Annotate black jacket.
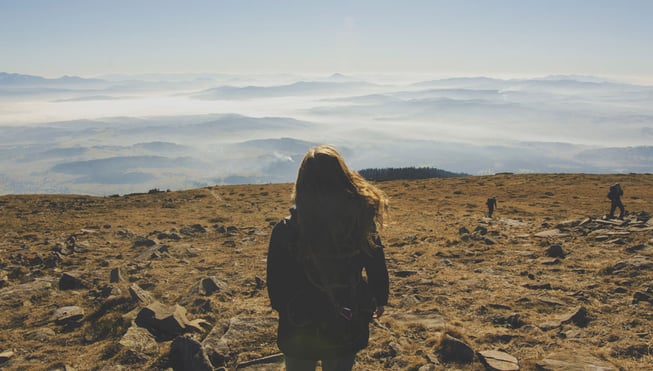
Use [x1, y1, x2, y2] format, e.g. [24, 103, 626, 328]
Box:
[266, 215, 389, 359]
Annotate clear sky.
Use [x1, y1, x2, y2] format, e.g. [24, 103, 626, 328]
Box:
[1, 0, 652, 82]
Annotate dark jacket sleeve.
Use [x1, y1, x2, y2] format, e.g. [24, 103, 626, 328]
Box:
[364, 239, 389, 306]
[267, 219, 303, 312]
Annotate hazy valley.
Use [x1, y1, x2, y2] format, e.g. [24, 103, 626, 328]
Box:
[2, 72, 652, 195]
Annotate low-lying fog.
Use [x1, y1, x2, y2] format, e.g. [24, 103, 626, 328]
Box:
[1, 72, 652, 195]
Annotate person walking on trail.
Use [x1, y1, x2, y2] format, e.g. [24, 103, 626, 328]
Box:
[607, 183, 625, 220]
[486, 196, 497, 218]
[266, 145, 390, 371]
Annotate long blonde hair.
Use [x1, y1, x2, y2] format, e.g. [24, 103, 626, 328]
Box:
[291, 145, 388, 290]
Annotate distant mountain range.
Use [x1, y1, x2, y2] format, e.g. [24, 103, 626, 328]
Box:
[1, 72, 652, 195]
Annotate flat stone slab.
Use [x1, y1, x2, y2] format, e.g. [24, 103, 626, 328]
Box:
[478, 350, 519, 370]
[0, 280, 52, 305]
[536, 351, 617, 370]
[203, 316, 278, 362]
[53, 306, 85, 325]
[534, 229, 569, 238]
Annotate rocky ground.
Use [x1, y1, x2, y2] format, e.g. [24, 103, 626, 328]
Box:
[0, 173, 652, 370]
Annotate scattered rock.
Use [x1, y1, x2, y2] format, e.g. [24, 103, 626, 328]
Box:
[135, 301, 192, 340]
[478, 350, 519, 371]
[59, 272, 85, 290]
[539, 306, 589, 330]
[53, 306, 85, 325]
[180, 224, 207, 236]
[133, 237, 156, 248]
[394, 270, 418, 277]
[484, 237, 497, 245]
[169, 335, 214, 371]
[536, 351, 617, 370]
[625, 244, 645, 253]
[0, 350, 15, 364]
[633, 291, 652, 304]
[523, 283, 552, 290]
[136, 244, 169, 261]
[601, 257, 652, 276]
[202, 317, 277, 367]
[0, 280, 52, 305]
[129, 283, 154, 305]
[437, 334, 474, 364]
[119, 324, 159, 362]
[254, 276, 265, 290]
[199, 276, 229, 296]
[534, 229, 568, 238]
[110, 267, 124, 283]
[545, 244, 564, 258]
[236, 353, 284, 370]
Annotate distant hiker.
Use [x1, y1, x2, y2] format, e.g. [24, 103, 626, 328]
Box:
[607, 183, 625, 219]
[486, 196, 497, 218]
[267, 145, 389, 371]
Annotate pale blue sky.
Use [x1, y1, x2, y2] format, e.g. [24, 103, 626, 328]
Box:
[1, 0, 652, 81]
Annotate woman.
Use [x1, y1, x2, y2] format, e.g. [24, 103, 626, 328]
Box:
[267, 145, 389, 371]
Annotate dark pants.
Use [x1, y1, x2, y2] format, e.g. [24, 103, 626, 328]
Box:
[285, 353, 356, 371]
[609, 199, 625, 219]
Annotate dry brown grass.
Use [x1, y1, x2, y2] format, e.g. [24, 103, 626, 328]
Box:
[1, 173, 652, 370]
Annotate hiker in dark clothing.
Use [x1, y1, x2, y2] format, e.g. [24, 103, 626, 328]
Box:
[267, 145, 389, 371]
[486, 196, 497, 218]
[607, 183, 625, 219]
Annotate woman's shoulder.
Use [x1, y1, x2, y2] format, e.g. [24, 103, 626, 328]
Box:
[271, 208, 298, 242]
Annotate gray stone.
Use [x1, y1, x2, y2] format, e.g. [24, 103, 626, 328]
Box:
[119, 324, 159, 360]
[437, 334, 474, 364]
[129, 283, 154, 305]
[53, 305, 85, 325]
[136, 244, 169, 261]
[602, 257, 652, 275]
[202, 317, 277, 366]
[535, 351, 617, 370]
[169, 335, 214, 371]
[45, 362, 76, 371]
[484, 237, 497, 245]
[0, 280, 51, 305]
[236, 353, 285, 370]
[0, 350, 15, 363]
[199, 276, 228, 296]
[545, 244, 565, 258]
[59, 272, 85, 290]
[633, 291, 652, 304]
[110, 267, 124, 283]
[540, 306, 589, 330]
[135, 301, 191, 340]
[534, 229, 568, 238]
[478, 350, 519, 370]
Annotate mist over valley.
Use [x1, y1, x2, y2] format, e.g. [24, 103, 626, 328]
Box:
[1, 72, 652, 195]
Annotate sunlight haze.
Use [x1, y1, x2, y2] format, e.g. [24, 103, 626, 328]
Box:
[1, 0, 652, 82]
